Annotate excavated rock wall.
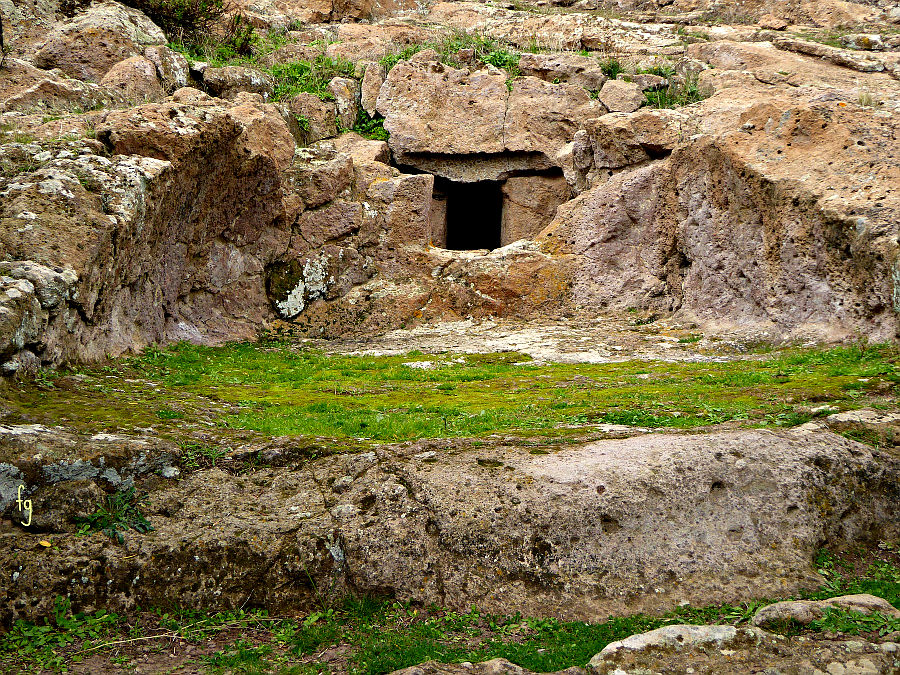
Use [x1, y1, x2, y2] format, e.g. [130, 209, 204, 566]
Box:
[3, 0, 900, 366]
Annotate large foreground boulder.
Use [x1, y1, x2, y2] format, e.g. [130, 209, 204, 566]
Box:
[2, 428, 898, 624]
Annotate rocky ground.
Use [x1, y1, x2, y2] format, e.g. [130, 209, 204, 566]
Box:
[2, 0, 900, 672]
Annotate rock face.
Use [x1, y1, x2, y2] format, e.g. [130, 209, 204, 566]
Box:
[542, 84, 900, 341]
[1, 90, 296, 365]
[3, 0, 900, 356]
[501, 175, 571, 246]
[376, 58, 606, 182]
[99, 55, 165, 102]
[202, 66, 275, 101]
[597, 79, 644, 113]
[3, 428, 899, 624]
[517, 53, 607, 91]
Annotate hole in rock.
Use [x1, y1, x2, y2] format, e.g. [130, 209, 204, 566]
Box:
[434, 178, 503, 251]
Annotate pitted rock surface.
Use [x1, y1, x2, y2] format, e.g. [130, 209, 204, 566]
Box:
[2, 428, 898, 625]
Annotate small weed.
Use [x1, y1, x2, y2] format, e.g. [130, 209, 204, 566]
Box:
[74, 487, 154, 544]
[379, 31, 521, 77]
[676, 25, 710, 42]
[643, 74, 710, 109]
[598, 58, 624, 79]
[380, 45, 423, 71]
[295, 113, 311, 133]
[155, 407, 184, 419]
[637, 64, 676, 78]
[858, 91, 880, 108]
[203, 638, 274, 672]
[180, 441, 229, 469]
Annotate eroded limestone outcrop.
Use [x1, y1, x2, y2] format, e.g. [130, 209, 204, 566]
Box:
[3, 427, 898, 625]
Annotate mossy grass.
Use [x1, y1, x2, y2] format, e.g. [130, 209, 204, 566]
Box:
[3, 549, 897, 673]
[5, 341, 899, 445]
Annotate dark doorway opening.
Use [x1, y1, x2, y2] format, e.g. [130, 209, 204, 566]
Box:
[441, 178, 503, 251]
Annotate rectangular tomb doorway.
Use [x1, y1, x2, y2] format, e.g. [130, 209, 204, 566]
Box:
[431, 178, 503, 251]
[429, 173, 571, 251]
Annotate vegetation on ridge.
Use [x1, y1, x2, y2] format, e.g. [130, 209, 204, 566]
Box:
[2, 547, 897, 673]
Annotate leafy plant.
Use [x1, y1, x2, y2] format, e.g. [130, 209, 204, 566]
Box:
[74, 487, 154, 544]
[269, 55, 355, 102]
[379, 31, 521, 77]
[180, 441, 228, 469]
[482, 49, 520, 74]
[203, 638, 274, 672]
[353, 110, 389, 141]
[380, 45, 423, 72]
[221, 12, 256, 57]
[637, 64, 676, 78]
[0, 597, 120, 671]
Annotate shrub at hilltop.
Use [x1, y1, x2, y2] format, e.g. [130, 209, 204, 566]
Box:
[120, 0, 226, 35]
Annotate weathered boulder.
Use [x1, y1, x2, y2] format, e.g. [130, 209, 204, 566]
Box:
[0, 278, 45, 367]
[99, 55, 165, 102]
[328, 76, 360, 130]
[2, 428, 898, 624]
[0, 59, 124, 114]
[517, 52, 607, 91]
[202, 66, 275, 101]
[500, 174, 571, 246]
[621, 73, 667, 92]
[0, 91, 298, 364]
[751, 593, 900, 628]
[377, 60, 605, 181]
[542, 85, 900, 341]
[143, 45, 191, 92]
[32, 0, 166, 81]
[670, 0, 879, 28]
[772, 36, 894, 75]
[326, 22, 437, 63]
[597, 79, 644, 113]
[228, 0, 421, 26]
[587, 624, 899, 674]
[285, 93, 338, 144]
[841, 34, 886, 52]
[688, 40, 900, 91]
[360, 61, 386, 117]
[0, 424, 179, 527]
